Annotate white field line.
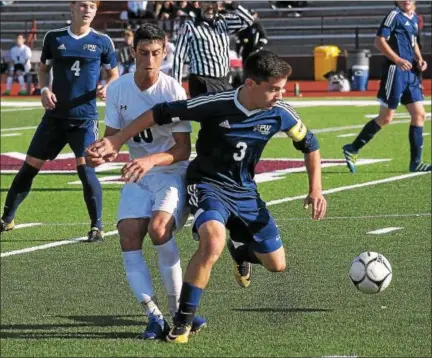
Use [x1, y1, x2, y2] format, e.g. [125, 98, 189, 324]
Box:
[367, 227, 403, 235]
[1, 230, 119, 258]
[1, 126, 37, 132]
[1, 133, 21, 137]
[2, 172, 430, 258]
[14, 223, 42, 229]
[336, 133, 357, 138]
[1, 108, 42, 113]
[365, 112, 431, 119]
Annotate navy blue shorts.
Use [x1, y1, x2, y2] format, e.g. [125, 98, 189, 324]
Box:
[188, 183, 282, 254]
[377, 65, 424, 109]
[27, 117, 99, 160]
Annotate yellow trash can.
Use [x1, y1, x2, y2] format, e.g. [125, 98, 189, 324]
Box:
[313, 46, 340, 81]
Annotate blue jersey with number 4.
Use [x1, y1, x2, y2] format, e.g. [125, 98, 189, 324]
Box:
[41, 26, 117, 121]
[377, 7, 419, 65]
[153, 89, 319, 193]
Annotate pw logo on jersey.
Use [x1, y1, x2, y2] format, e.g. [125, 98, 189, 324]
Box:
[120, 105, 127, 110]
[83, 44, 97, 52]
[254, 124, 272, 135]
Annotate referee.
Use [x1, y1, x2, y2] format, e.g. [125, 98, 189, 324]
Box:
[172, 1, 253, 97]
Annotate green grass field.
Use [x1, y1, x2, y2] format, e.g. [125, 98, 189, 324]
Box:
[1, 98, 431, 357]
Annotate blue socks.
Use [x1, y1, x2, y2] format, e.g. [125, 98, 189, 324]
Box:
[2, 162, 39, 223]
[77, 165, 103, 230]
[352, 119, 382, 152]
[409, 125, 423, 166]
[176, 283, 203, 325]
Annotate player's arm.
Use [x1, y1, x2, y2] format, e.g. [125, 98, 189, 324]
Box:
[39, 32, 57, 109]
[375, 12, 412, 71]
[414, 42, 427, 72]
[283, 109, 326, 220]
[97, 36, 120, 100]
[223, 2, 254, 34]
[172, 22, 191, 83]
[122, 131, 192, 183]
[87, 99, 197, 160]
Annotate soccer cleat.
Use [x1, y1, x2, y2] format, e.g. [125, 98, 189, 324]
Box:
[0, 219, 15, 233]
[2, 90, 11, 96]
[18, 89, 28, 96]
[139, 315, 170, 340]
[342, 144, 358, 173]
[166, 323, 192, 343]
[86, 227, 104, 243]
[191, 315, 207, 334]
[409, 162, 432, 172]
[227, 240, 252, 288]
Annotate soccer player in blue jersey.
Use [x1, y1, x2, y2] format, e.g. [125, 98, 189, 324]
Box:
[343, 0, 430, 173]
[0, 1, 119, 241]
[87, 50, 327, 343]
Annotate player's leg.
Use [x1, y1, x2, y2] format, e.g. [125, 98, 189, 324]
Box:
[118, 181, 169, 340]
[68, 119, 103, 242]
[343, 64, 400, 173]
[1, 117, 66, 233]
[15, 65, 27, 95]
[402, 76, 431, 172]
[3, 67, 15, 95]
[167, 184, 230, 343]
[227, 198, 285, 285]
[148, 173, 207, 333]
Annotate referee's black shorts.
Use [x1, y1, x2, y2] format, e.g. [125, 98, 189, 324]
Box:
[188, 74, 233, 98]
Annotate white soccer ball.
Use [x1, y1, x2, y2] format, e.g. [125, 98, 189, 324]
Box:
[349, 252, 392, 294]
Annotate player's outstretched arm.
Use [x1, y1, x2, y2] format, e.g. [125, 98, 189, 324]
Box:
[121, 132, 191, 183]
[86, 109, 156, 159]
[303, 150, 327, 221]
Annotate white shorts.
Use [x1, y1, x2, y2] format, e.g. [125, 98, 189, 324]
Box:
[117, 170, 189, 231]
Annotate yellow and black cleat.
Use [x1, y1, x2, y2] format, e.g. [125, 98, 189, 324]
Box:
[233, 260, 252, 288]
[0, 219, 15, 233]
[166, 324, 192, 344]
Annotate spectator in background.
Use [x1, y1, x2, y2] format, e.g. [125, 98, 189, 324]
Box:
[155, 1, 176, 33]
[160, 34, 175, 75]
[117, 29, 136, 75]
[270, 1, 308, 17]
[236, 10, 268, 64]
[126, 1, 155, 28]
[3, 34, 32, 96]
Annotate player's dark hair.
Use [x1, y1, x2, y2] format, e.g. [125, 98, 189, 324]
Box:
[243, 50, 292, 83]
[133, 24, 166, 49]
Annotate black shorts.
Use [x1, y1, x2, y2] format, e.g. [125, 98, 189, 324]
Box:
[188, 74, 232, 98]
[13, 64, 25, 72]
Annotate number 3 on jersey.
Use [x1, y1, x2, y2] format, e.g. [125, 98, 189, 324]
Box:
[233, 141, 247, 161]
[71, 60, 80, 77]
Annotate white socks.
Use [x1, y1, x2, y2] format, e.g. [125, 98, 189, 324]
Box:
[6, 76, 13, 91]
[155, 238, 182, 317]
[123, 239, 183, 319]
[17, 75, 25, 90]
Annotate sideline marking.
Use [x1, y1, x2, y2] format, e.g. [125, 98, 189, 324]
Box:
[367, 227, 403, 235]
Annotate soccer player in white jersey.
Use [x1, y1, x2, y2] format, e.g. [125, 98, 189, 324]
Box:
[101, 24, 206, 340]
[3, 34, 32, 95]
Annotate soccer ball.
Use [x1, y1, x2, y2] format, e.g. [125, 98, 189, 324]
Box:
[349, 252, 392, 294]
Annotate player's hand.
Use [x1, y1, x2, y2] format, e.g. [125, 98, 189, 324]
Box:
[86, 136, 121, 159]
[85, 150, 118, 167]
[418, 60, 428, 72]
[41, 89, 57, 110]
[396, 58, 412, 71]
[121, 157, 155, 183]
[303, 191, 327, 220]
[96, 84, 107, 101]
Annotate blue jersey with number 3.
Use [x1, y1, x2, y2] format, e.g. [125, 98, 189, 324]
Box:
[153, 89, 319, 193]
[41, 26, 117, 120]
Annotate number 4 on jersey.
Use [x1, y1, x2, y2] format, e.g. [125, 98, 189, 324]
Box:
[71, 60, 80, 77]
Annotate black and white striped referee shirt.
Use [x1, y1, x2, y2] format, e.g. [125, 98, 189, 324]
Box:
[172, 3, 253, 82]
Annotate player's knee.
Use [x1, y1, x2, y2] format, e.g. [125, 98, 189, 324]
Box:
[377, 115, 393, 127]
[119, 225, 142, 251]
[148, 221, 172, 245]
[16, 70, 23, 76]
[266, 260, 286, 272]
[411, 111, 426, 125]
[197, 227, 225, 264]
